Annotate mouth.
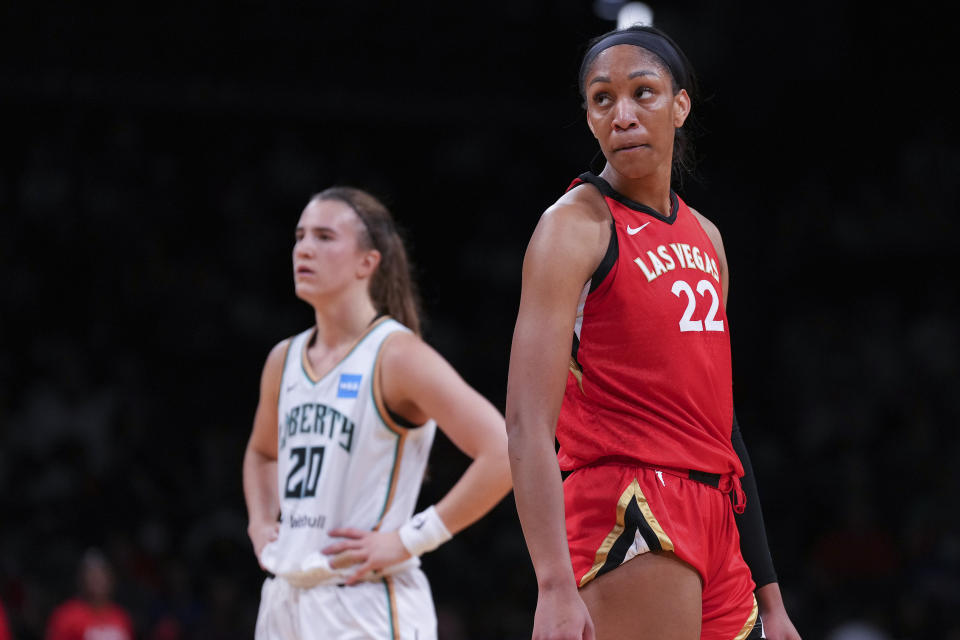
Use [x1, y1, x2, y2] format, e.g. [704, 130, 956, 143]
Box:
[614, 143, 649, 153]
[294, 266, 315, 277]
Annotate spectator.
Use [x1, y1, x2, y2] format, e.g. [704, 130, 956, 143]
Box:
[46, 549, 134, 640]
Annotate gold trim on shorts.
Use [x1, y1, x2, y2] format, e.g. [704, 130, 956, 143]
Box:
[578, 478, 674, 587]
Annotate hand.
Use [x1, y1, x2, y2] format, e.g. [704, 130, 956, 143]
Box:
[532, 583, 595, 640]
[756, 583, 801, 640]
[322, 528, 412, 585]
[248, 520, 280, 570]
[760, 607, 801, 640]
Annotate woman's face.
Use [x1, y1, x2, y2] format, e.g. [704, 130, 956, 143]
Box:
[583, 44, 690, 180]
[292, 199, 379, 304]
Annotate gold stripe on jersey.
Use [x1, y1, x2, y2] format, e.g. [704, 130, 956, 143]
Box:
[371, 331, 408, 530]
[371, 331, 410, 437]
[384, 577, 400, 640]
[569, 357, 585, 393]
[300, 315, 393, 383]
[578, 479, 675, 587]
[732, 595, 760, 640]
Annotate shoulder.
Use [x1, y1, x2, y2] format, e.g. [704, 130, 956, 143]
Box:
[378, 330, 460, 411]
[264, 337, 294, 373]
[688, 205, 728, 261]
[545, 181, 611, 229]
[258, 336, 296, 394]
[525, 182, 612, 271]
[687, 205, 723, 247]
[379, 330, 436, 374]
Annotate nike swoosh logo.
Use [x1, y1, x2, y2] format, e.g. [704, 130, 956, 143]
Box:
[626, 222, 650, 235]
[286, 383, 298, 392]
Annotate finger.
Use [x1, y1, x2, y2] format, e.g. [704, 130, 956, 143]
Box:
[327, 527, 366, 539]
[328, 550, 365, 570]
[321, 540, 363, 555]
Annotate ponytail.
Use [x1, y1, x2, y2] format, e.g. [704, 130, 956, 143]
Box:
[310, 187, 422, 335]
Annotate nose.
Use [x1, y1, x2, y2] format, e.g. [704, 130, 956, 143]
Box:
[294, 237, 314, 258]
[611, 97, 639, 131]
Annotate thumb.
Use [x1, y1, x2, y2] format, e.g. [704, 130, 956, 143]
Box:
[583, 615, 596, 640]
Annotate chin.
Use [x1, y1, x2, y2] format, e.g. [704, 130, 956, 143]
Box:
[611, 160, 659, 181]
[293, 283, 318, 303]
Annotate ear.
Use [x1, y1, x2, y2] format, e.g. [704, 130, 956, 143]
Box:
[673, 89, 691, 128]
[586, 113, 598, 139]
[356, 249, 382, 279]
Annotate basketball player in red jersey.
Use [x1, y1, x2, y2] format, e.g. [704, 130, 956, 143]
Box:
[506, 25, 801, 640]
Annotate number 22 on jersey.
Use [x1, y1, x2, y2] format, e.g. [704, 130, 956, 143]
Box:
[671, 279, 724, 333]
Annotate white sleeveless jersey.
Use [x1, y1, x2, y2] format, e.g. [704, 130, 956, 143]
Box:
[262, 317, 436, 580]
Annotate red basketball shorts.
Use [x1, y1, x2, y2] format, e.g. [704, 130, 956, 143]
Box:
[564, 462, 759, 640]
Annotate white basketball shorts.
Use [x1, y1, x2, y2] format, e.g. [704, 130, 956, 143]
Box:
[254, 568, 437, 640]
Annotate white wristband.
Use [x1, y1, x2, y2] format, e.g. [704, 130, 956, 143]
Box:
[397, 506, 452, 557]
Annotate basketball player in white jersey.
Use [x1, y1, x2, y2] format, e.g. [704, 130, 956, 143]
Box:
[243, 186, 512, 640]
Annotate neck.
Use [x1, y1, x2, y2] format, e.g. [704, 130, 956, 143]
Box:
[599, 162, 674, 216]
[310, 289, 379, 350]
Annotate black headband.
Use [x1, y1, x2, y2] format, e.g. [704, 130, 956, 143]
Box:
[579, 29, 689, 94]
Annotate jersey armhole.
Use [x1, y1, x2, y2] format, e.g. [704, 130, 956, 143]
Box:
[568, 177, 619, 295]
[372, 331, 428, 434]
[590, 222, 617, 293]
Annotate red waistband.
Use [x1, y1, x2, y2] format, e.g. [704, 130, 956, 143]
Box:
[575, 458, 746, 514]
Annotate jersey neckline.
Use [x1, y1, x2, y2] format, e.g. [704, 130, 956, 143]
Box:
[301, 315, 393, 384]
[577, 172, 679, 225]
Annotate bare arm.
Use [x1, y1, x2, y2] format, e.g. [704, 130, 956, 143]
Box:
[323, 331, 512, 583]
[381, 332, 512, 535]
[506, 196, 608, 639]
[242, 340, 288, 567]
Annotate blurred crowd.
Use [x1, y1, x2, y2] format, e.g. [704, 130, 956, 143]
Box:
[2, 2, 958, 638]
[3, 116, 958, 639]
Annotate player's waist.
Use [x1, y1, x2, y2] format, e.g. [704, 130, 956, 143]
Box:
[572, 456, 734, 487]
[263, 553, 419, 589]
[567, 457, 747, 514]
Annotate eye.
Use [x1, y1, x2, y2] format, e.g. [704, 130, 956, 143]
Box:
[635, 86, 653, 99]
[592, 91, 611, 106]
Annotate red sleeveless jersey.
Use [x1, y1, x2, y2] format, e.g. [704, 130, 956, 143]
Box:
[556, 173, 743, 478]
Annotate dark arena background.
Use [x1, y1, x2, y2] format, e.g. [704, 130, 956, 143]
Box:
[2, 1, 958, 638]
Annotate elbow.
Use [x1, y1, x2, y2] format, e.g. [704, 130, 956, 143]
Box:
[505, 412, 534, 462]
[504, 404, 525, 442]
